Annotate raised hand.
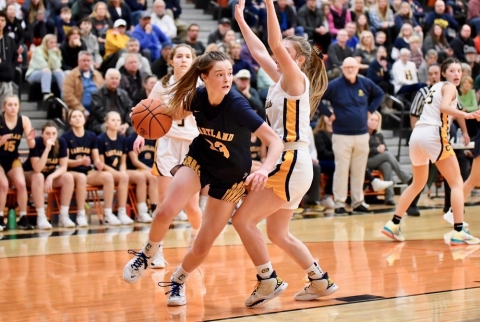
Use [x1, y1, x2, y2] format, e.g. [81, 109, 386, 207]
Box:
[46, 138, 56, 150]
[235, 0, 245, 22]
[27, 129, 36, 140]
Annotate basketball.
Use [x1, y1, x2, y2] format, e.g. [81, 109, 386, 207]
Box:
[131, 98, 173, 140]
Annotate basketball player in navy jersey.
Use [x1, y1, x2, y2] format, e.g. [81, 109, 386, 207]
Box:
[126, 133, 157, 223]
[123, 51, 284, 307]
[0, 95, 36, 231]
[23, 122, 75, 229]
[62, 110, 116, 227]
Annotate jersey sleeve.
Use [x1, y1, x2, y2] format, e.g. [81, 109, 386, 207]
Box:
[58, 137, 68, 159]
[29, 137, 42, 158]
[126, 135, 135, 153]
[97, 135, 105, 155]
[89, 131, 98, 150]
[234, 96, 264, 133]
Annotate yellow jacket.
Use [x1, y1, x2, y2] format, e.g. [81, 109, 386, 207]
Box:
[104, 29, 130, 58]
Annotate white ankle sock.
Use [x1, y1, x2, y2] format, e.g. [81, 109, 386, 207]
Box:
[118, 207, 127, 216]
[256, 262, 273, 279]
[137, 202, 148, 214]
[36, 208, 46, 218]
[19, 211, 26, 218]
[143, 239, 161, 257]
[60, 206, 69, 217]
[305, 262, 324, 280]
[77, 210, 86, 217]
[104, 208, 113, 217]
[172, 265, 190, 284]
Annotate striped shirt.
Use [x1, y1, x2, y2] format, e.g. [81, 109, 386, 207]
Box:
[410, 84, 463, 117]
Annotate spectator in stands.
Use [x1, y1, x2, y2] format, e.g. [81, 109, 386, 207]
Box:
[394, 1, 421, 32]
[391, 48, 426, 96]
[0, 11, 18, 104]
[350, 0, 369, 22]
[104, 19, 129, 60]
[469, 0, 480, 34]
[423, 24, 451, 62]
[328, 0, 352, 37]
[132, 74, 157, 104]
[367, 112, 411, 205]
[165, 0, 187, 39]
[374, 30, 391, 54]
[297, 0, 331, 51]
[355, 13, 372, 38]
[0, 0, 22, 19]
[119, 54, 148, 99]
[80, 18, 102, 69]
[26, 34, 65, 101]
[56, 7, 76, 44]
[320, 57, 384, 215]
[418, 49, 438, 84]
[124, 0, 147, 26]
[4, 3, 25, 64]
[151, 40, 172, 79]
[326, 29, 353, 79]
[87, 69, 131, 134]
[232, 69, 264, 119]
[354, 30, 377, 75]
[240, 42, 259, 73]
[462, 62, 472, 77]
[152, 0, 177, 39]
[89, 2, 112, 38]
[405, 0, 424, 18]
[60, 27, 88, 71]
[23, 2, 47, 48]
[63, 51, 104, 114]
[459, 76, 478, 112]
[391, 0, 402, 15]
[465, 46, 480, 80]
[184, 23, 205, 56]
[274, 0, 304, 37]
[230, 42, 255, 77]
[73, 0, 99, 23]
[116, 38, 152, 75]
[132, 11, 169, 62]
[408, 36, 424, 70]
[344, 22, 359, 51]
[392, 23, 415, 60]
[424, 0, 459, 33]
[367, 46, 394, 95]
[207, 18, 230, 45]
[369, 0, 395, 44]
[450, 25, 474, 62]
[217, 29, 236, 54]
[107, 0, 132, 29]
[23, 121, 75, 229]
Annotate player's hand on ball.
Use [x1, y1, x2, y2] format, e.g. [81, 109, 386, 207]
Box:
[134, 136, 145, 154]
[246, 168, 269, 191]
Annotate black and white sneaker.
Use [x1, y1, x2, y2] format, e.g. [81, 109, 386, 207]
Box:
[0, 216, 7, 231]
[159, 279, 187, 306]
[352, 204, 372, 214]
[123, 250, 151, 283]
[334, 207, 348, 216]
[17, 216, 34, 230]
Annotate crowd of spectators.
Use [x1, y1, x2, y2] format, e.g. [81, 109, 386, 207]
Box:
[1, 0, 479, 219]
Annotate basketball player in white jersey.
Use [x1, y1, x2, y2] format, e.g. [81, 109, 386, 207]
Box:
[382, 58, 480, 245]
[232, 0, 338, 308]
[134, 44, 203, 268]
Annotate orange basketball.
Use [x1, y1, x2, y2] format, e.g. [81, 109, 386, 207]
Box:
[131, 98, 173, 140]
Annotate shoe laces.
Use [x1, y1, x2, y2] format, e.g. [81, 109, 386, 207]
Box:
[127, 250, 149, 271]
[250, 281, 261, 296]
[159, 281, 184, 297]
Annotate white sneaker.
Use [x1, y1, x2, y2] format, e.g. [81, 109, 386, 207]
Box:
[37, 216, 52, 230]
[104, 214, 121, 226]
[58, 215, 76, 228]
[76, 215, 88, 227]
[245, 271, 288, 308]
[294, 272, 338, 301]
[381, 220, 405, 242]
[450, 229, 480, 245]
[320, 197, 335, 209]
[123, 250, 151, 283]
[137, 212, 152, 223]
[118, 213, 134, 225]
[150, 249, 168, 269]
[174, 210, 188, 221]
[371, 178, 394, 192]
[159, 278, 187, 306]
[443, 208, 469, 227]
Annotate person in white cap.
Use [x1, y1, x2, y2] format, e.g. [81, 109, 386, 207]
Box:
[104, 19, 129, 60]
[233, 69, 264, 119]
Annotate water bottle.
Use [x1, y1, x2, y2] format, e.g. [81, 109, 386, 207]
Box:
[8, 209, 17, 230]
[456, 128, 463, 144]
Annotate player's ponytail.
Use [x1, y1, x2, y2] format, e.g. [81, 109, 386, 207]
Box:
[165, 51, 233, 117]
[284, 36, 328, 118]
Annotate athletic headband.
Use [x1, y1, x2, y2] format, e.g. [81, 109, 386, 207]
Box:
[309, 40, 324, 60]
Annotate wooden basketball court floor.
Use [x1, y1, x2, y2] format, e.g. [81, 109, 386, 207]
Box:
[1, 195, 480, 322]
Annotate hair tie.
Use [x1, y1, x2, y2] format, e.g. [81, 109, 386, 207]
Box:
[309, 40, 324, 60]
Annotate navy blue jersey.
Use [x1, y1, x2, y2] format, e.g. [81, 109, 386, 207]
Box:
[62, 130, 98, 174]
[189, 87, 264, 181]
[0, 114, 23, 159]
[23, 136, 68, 175]
[97, 133, 127, 171]
[126, 134, 156, 169]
